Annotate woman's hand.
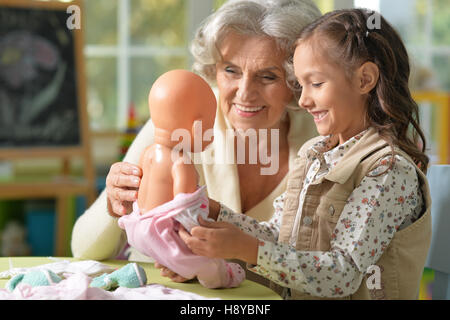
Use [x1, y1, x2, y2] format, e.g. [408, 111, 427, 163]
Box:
[154, 262, 191, 283]
[179, 216, 258, 264]
[105, 162, 142, 217]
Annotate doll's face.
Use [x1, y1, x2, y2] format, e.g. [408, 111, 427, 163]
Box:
[148, 69, 216, 151]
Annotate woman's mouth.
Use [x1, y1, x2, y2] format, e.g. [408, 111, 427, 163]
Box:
[233, 104, 266, 117]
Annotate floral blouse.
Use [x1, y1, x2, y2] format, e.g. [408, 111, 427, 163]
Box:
[218, 130, 424, 298]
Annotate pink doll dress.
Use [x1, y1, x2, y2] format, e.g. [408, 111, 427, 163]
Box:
[118, 186, 245, 289]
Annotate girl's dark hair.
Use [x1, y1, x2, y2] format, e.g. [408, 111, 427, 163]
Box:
[296, 8, 429, 172]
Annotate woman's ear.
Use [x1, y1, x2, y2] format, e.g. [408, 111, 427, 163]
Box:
[356, 62, 379, 94]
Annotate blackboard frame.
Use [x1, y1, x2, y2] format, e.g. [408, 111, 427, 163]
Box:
[0, 0, 90, 159]
[0, 0, 96, 256]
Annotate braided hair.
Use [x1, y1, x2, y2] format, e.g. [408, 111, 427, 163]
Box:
[295, 8, 429, 172]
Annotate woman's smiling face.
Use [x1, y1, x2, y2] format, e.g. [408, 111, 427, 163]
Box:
[215, 32, 293, 132]
[293, 40, 368, 144]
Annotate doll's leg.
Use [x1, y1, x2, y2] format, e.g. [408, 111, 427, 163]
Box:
[197, 259, 245, 289]
[225, 262, 245, 288]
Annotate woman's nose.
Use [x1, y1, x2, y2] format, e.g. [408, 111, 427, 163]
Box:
[236, 76, 257, 102]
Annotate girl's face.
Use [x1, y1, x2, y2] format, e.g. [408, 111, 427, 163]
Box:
[293, 40, 368, 145]
[215, 32, 293, 132]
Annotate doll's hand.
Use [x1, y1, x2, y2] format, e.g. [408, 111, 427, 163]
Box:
[179, 216, 258, 264]
[106, 162, 142, 217]
[154, 262, 191, 283]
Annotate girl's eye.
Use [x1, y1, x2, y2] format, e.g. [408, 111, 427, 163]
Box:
[312, 82, 324, 88]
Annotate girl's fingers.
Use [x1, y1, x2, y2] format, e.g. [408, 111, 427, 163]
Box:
[178, 226, 194, 243]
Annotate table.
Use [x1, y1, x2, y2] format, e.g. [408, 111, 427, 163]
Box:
[0, 257, 282, 300]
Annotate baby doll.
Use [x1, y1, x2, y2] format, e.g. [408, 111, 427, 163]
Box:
[118, 70, 245, 289]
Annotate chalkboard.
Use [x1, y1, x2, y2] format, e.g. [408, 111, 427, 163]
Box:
[0, 2, 96, 257]
[0, 0, 83, 149]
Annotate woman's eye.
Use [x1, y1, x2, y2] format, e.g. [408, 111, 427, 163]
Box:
[312, 82, 324, 88]
[260, 74, 278, 82]
[225, 67, 237, 74]
[263, 74, 277, 80]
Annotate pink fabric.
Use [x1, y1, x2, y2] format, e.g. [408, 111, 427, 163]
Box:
[0, 273, 217, 300]
[118, 187, 245, 289]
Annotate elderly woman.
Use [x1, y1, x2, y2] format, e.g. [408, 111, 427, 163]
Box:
[71, 0, 321, 279]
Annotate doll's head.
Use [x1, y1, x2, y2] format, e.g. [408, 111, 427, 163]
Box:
[148, 69, 217, 151]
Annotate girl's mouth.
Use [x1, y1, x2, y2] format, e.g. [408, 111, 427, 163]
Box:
[311, 111, 328, 122]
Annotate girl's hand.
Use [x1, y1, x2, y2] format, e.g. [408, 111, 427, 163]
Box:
[105, 162, 142, 217]
[179, 216, 258, 264]
[208, 198, 221, 221]
[154, 262, 191, 283]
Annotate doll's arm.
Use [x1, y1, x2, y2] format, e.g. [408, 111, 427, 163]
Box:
[135, 146, 157, 211]
[172, 158, 198, 196]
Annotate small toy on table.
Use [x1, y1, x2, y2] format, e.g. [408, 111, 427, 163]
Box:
[6, 269, 62, 292]
[90, 263, 147, 290]
[6, 263, 147, 292]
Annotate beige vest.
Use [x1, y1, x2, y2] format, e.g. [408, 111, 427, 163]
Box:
[271, 128, 432, 300]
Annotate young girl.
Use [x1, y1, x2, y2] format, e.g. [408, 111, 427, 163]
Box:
[179, 8, 432, 299]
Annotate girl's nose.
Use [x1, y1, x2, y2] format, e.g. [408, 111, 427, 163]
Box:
[298, 90, 313, 109]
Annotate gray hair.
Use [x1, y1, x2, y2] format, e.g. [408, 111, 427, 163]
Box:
[190, 0, 322, 101]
